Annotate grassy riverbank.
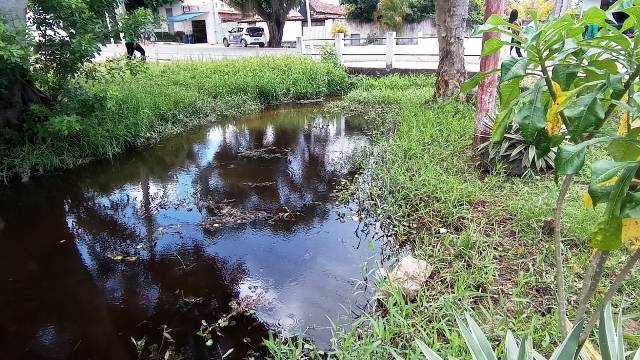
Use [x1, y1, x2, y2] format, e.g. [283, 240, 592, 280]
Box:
[0, 56, 351, 180]
[270, 75, 640, 359]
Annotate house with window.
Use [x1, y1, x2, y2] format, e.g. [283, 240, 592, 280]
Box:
[153, 0, 346, 45]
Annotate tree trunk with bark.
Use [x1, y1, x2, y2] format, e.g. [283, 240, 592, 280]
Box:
[434, 0, 470, 99]
[267, 17, 286, 47]
[473, 0, 504, 151]
[553, 0, 571, 17]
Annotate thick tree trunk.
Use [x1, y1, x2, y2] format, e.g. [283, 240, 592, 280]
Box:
[434, 0, 470, 99]
[267, 17, 285, 47]
[473, 0, 504, 150]
[553, 0, 571, 17]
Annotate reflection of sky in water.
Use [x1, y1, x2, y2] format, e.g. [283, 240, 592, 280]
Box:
[58, 107, 377, 351]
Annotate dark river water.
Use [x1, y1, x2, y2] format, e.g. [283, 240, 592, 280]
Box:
[0, 104, 384, 360]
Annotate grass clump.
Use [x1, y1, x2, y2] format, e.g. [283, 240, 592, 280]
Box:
[0, 56, 352, 180]
[268, 75, 640, 359]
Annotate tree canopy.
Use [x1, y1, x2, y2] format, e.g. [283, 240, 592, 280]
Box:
[345, 0, 485, 25]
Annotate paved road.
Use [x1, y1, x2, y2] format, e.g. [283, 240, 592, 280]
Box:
[97, 39, 484, 72]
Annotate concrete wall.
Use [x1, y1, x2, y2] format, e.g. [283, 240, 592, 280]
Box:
[346, 18, 439, 39]
[0, 0, 27, 27]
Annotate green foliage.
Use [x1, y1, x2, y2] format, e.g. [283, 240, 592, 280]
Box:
[374, 0, 410, 32]
[343, 0, 379, 21]
[28, 0, 120, 97]
[479, 123, 556, 177]
[346, 0, 481, 24]
[465, 7, 640, 251]
[405, 0, 435, 23]
[463, 4, 640, 347]
[0, 19, 30, 91]
[319, 44, 341, 67]
[0, 56, 352, 179]
[120, 7, 159, 43]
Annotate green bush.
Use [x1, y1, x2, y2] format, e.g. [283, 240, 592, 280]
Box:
[0, 56, 352, 179]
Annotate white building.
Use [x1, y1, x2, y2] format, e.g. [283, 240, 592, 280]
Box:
[153, 0, 346, 45]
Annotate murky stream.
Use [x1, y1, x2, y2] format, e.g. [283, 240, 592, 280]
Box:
[0, 104, 384, 359]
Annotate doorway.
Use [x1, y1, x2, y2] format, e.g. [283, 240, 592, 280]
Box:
[192, 20, 208, 43]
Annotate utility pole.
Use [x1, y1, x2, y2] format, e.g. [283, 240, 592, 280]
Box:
[305, 0, 312, 28]
[473, 0, 504, 149]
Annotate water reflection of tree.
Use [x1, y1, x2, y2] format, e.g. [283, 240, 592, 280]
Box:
[198, 111, 353, 234]
[0, 105, 362, 359]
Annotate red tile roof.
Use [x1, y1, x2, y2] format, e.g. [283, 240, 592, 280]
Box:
[310, 0, 346, 16]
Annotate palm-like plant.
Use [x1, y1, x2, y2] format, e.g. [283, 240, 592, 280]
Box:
[413, 305, 639, 360]
[373, 0, 410, 33]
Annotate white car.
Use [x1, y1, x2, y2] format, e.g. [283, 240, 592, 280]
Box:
[223, 26, 266, 48]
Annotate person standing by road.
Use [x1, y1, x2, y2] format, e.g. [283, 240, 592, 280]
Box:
[508, 9, 523, 57]
[121, 8, 152, 60]
[124, 27, 146, 59]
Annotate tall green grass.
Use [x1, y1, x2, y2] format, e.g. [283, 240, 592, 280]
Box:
[0, 56, 352, 179]
[268, 75, 640, 359]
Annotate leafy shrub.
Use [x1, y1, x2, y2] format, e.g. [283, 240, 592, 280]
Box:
[465, 3, 640, 347]
[478, 123, 556, 177]
[320, 44, 340, 67]
[331, 22, 349, 35]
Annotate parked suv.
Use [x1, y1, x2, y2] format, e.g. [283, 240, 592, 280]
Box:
[223, 26, 266, 47]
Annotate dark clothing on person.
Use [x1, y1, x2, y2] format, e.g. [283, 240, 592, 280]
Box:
[508, 9, 523, 58]
[125, 42, 145, 59]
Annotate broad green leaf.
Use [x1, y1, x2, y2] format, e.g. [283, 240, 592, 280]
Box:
[499, 78, 522, 109]
[590, 58, 619, 74]
[505, 331, 519, 360]
[486, 14, 518, 28]
[555, 143, 587, 179]
[623, 6, 640, 25]
[465, 313, 497, 360]
[592, 165, 638, 250]
[580, 7, 609, 26]
[491, 106, 514, 144]
[592, 216, 623, 251]
[588, 160, 634, 207]
[621, 191, 640, 218]
[608, 74, 626, 99]
[564, 89, 605, 138]
[457, 315, 494, 360]
[552, 64, 578, 91]
[501, 57, 528, 84]
[415, 339, 444, 360]
[550, 320, 584, 360]
[607, 139, 640, 161]
[481, 37, 511, 56]
[514, 80, 546, 142]
[461, 69, 499, 94]
[598, 303, 618, 360]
